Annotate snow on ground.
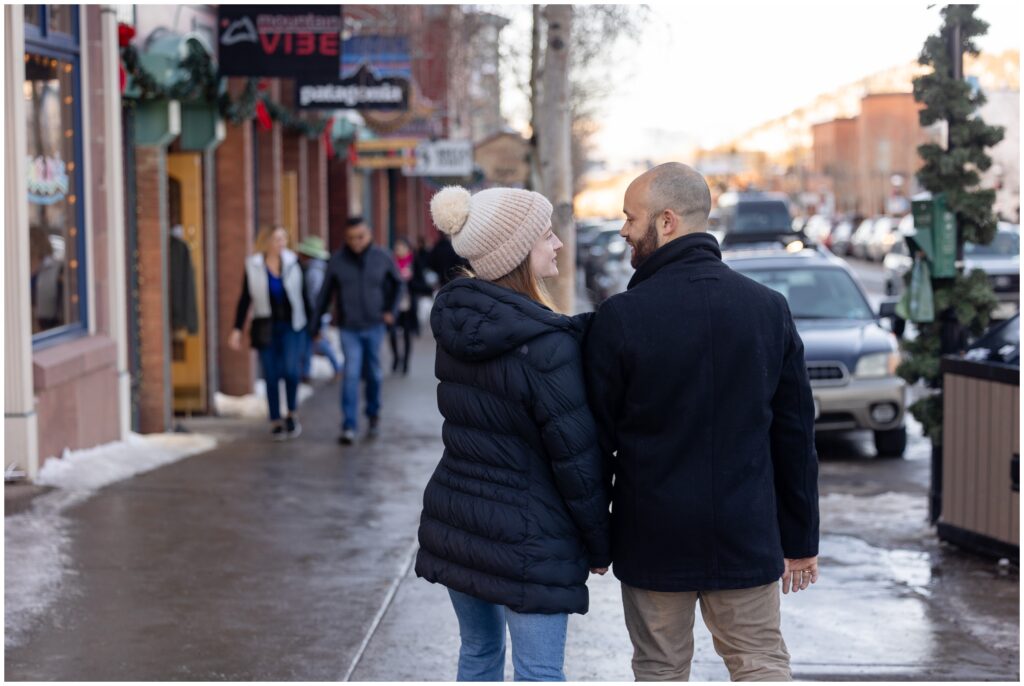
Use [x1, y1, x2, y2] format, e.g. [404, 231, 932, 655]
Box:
[213, 380, 316, 420]
[5, 432, 215, 648]
[35, 433, 216, 493]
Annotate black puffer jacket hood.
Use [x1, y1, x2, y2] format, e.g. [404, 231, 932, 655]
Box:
[417, 278, 611, 615]
[431, 278, 579, 362]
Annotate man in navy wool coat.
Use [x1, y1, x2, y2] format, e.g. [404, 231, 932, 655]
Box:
[583, 163, 820, 682]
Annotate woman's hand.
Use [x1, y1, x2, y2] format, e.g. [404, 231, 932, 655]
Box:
[228, 329, 243, 351]
[590, 567, 608, 575]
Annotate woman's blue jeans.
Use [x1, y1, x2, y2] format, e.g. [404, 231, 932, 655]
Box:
[258, 321, 302, 421]
[448, 588, 568, 682]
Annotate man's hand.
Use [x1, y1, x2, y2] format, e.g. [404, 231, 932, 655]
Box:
[781, 556, 819, 594]
[228, 329, 242, 352]
[590, 567, 608, 575]
[382, 312, 395, 326]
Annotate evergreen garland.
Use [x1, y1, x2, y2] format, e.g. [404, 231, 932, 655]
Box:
[121, 40, 328, 140]
[899, 4, 1005, 442]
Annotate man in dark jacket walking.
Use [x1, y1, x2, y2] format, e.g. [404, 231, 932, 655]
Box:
[311, 217, 404, 444]
[427, 233, 470, 286]
[584, 163, 819, 681]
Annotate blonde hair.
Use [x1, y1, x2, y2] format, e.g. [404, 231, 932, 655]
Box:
[491, 258, 557, 311]
[254, 226, 290, 255]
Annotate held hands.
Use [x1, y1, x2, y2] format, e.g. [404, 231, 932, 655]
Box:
[382, 312, 395, 326]
[228, 329, 242, 352]
[781, 556, 819, 594]
[590, 567, 609, 575]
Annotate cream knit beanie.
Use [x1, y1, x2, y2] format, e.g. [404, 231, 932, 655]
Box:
[430, 186, 553, 281]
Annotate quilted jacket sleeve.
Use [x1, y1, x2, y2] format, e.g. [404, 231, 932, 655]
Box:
[529, 332, 612, 568]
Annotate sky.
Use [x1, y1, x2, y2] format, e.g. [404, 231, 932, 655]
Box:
[494, 1, 1021, 169]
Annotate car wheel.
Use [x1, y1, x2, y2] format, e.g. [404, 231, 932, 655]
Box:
[874, 426, 907, 458]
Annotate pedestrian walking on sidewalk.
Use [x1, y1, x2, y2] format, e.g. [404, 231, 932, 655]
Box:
[583, 163, 820, 681]
[427, 231, 470, 287]
[388, 237, 430, 375]
[310, 217, 404, 445]
[415, 186, 611, 682]
[228, 226, 310, 441]
[295, 236, 342, 381]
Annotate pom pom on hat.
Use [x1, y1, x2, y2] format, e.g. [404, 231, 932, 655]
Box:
[430, 186, 472, 235]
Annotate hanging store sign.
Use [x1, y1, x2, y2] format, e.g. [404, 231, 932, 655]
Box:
[296, 35, 411, 111]
[406, 140, 474, 178]
[297, 65, 408, 110]
[217, 5, 342, 77]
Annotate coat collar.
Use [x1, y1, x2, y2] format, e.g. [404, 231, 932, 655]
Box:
[627, 232, 723, 290]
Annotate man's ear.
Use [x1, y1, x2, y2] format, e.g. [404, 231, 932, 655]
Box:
[660, 210, 677, 236]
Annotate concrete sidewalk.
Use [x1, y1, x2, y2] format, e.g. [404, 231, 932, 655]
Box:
[5, 327, 1019, 681]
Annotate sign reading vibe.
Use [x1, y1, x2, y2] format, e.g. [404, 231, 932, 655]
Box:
[217, 5, 342, 77]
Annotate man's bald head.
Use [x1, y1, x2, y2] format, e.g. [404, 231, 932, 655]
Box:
[621, 162, 713, 267]
[639, 163, 712, 233]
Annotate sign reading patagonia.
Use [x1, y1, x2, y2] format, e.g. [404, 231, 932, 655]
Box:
[296, 35, 411, 111]
[217, 5, 342, 77]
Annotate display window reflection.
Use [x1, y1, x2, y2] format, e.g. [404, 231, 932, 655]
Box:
[25, 52, 82, 335]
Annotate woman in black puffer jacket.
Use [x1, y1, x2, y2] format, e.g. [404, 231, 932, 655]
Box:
[416, 186, 611, 682]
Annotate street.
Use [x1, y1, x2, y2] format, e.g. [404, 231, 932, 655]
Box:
[4, 264, 1019, 681]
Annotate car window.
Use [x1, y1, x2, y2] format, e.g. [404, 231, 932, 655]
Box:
[964, 231, 1019, 257]
[737, 267, 875, 320]
[733, 202, 791, 233]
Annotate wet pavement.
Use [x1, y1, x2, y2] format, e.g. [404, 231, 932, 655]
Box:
[5, 316, 1020, 681]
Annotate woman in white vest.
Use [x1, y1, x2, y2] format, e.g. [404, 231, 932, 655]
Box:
[228, 226, 309, 440]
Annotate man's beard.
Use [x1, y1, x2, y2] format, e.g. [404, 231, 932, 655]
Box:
[630, 216, 660, 268]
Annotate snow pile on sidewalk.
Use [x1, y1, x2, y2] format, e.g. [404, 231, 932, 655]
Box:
[213, 380, 316, 419]
[6, 431, 215, 648]
[36, 432, 216, 493]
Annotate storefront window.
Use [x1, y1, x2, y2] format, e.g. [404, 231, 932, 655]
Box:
[46, 4, 72, 35]
[24, 6, 84, 339]
[24, 5, 42, 29]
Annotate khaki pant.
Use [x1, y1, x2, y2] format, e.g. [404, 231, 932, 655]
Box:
[621, 582, 791, 682]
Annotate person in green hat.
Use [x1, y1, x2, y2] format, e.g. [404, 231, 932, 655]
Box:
[296, 235, 342, 381]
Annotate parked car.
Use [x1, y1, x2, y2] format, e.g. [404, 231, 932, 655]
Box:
[717, 191, 795, 245]
[803, 214, 834, 245]
[866, 216, 902, 262]
[723, 241, 907, 457]
[826, 217, 857, 256]
[576, 218, 618, 267]
[582, 223, 625, 295]
[966, 223, 1020, 320]
[850, 217, 877, 260]
[592, 235, 632, 305]
[885, 223, 1019, 320]
[882, 236, 912, 296]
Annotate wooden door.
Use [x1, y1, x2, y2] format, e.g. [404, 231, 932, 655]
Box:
[167, 153, 207, 414]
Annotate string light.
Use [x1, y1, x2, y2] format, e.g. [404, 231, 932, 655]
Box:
[63, 64, 72, 73]
[67, 194, 76, 205]
[64, 129, 73, 138]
